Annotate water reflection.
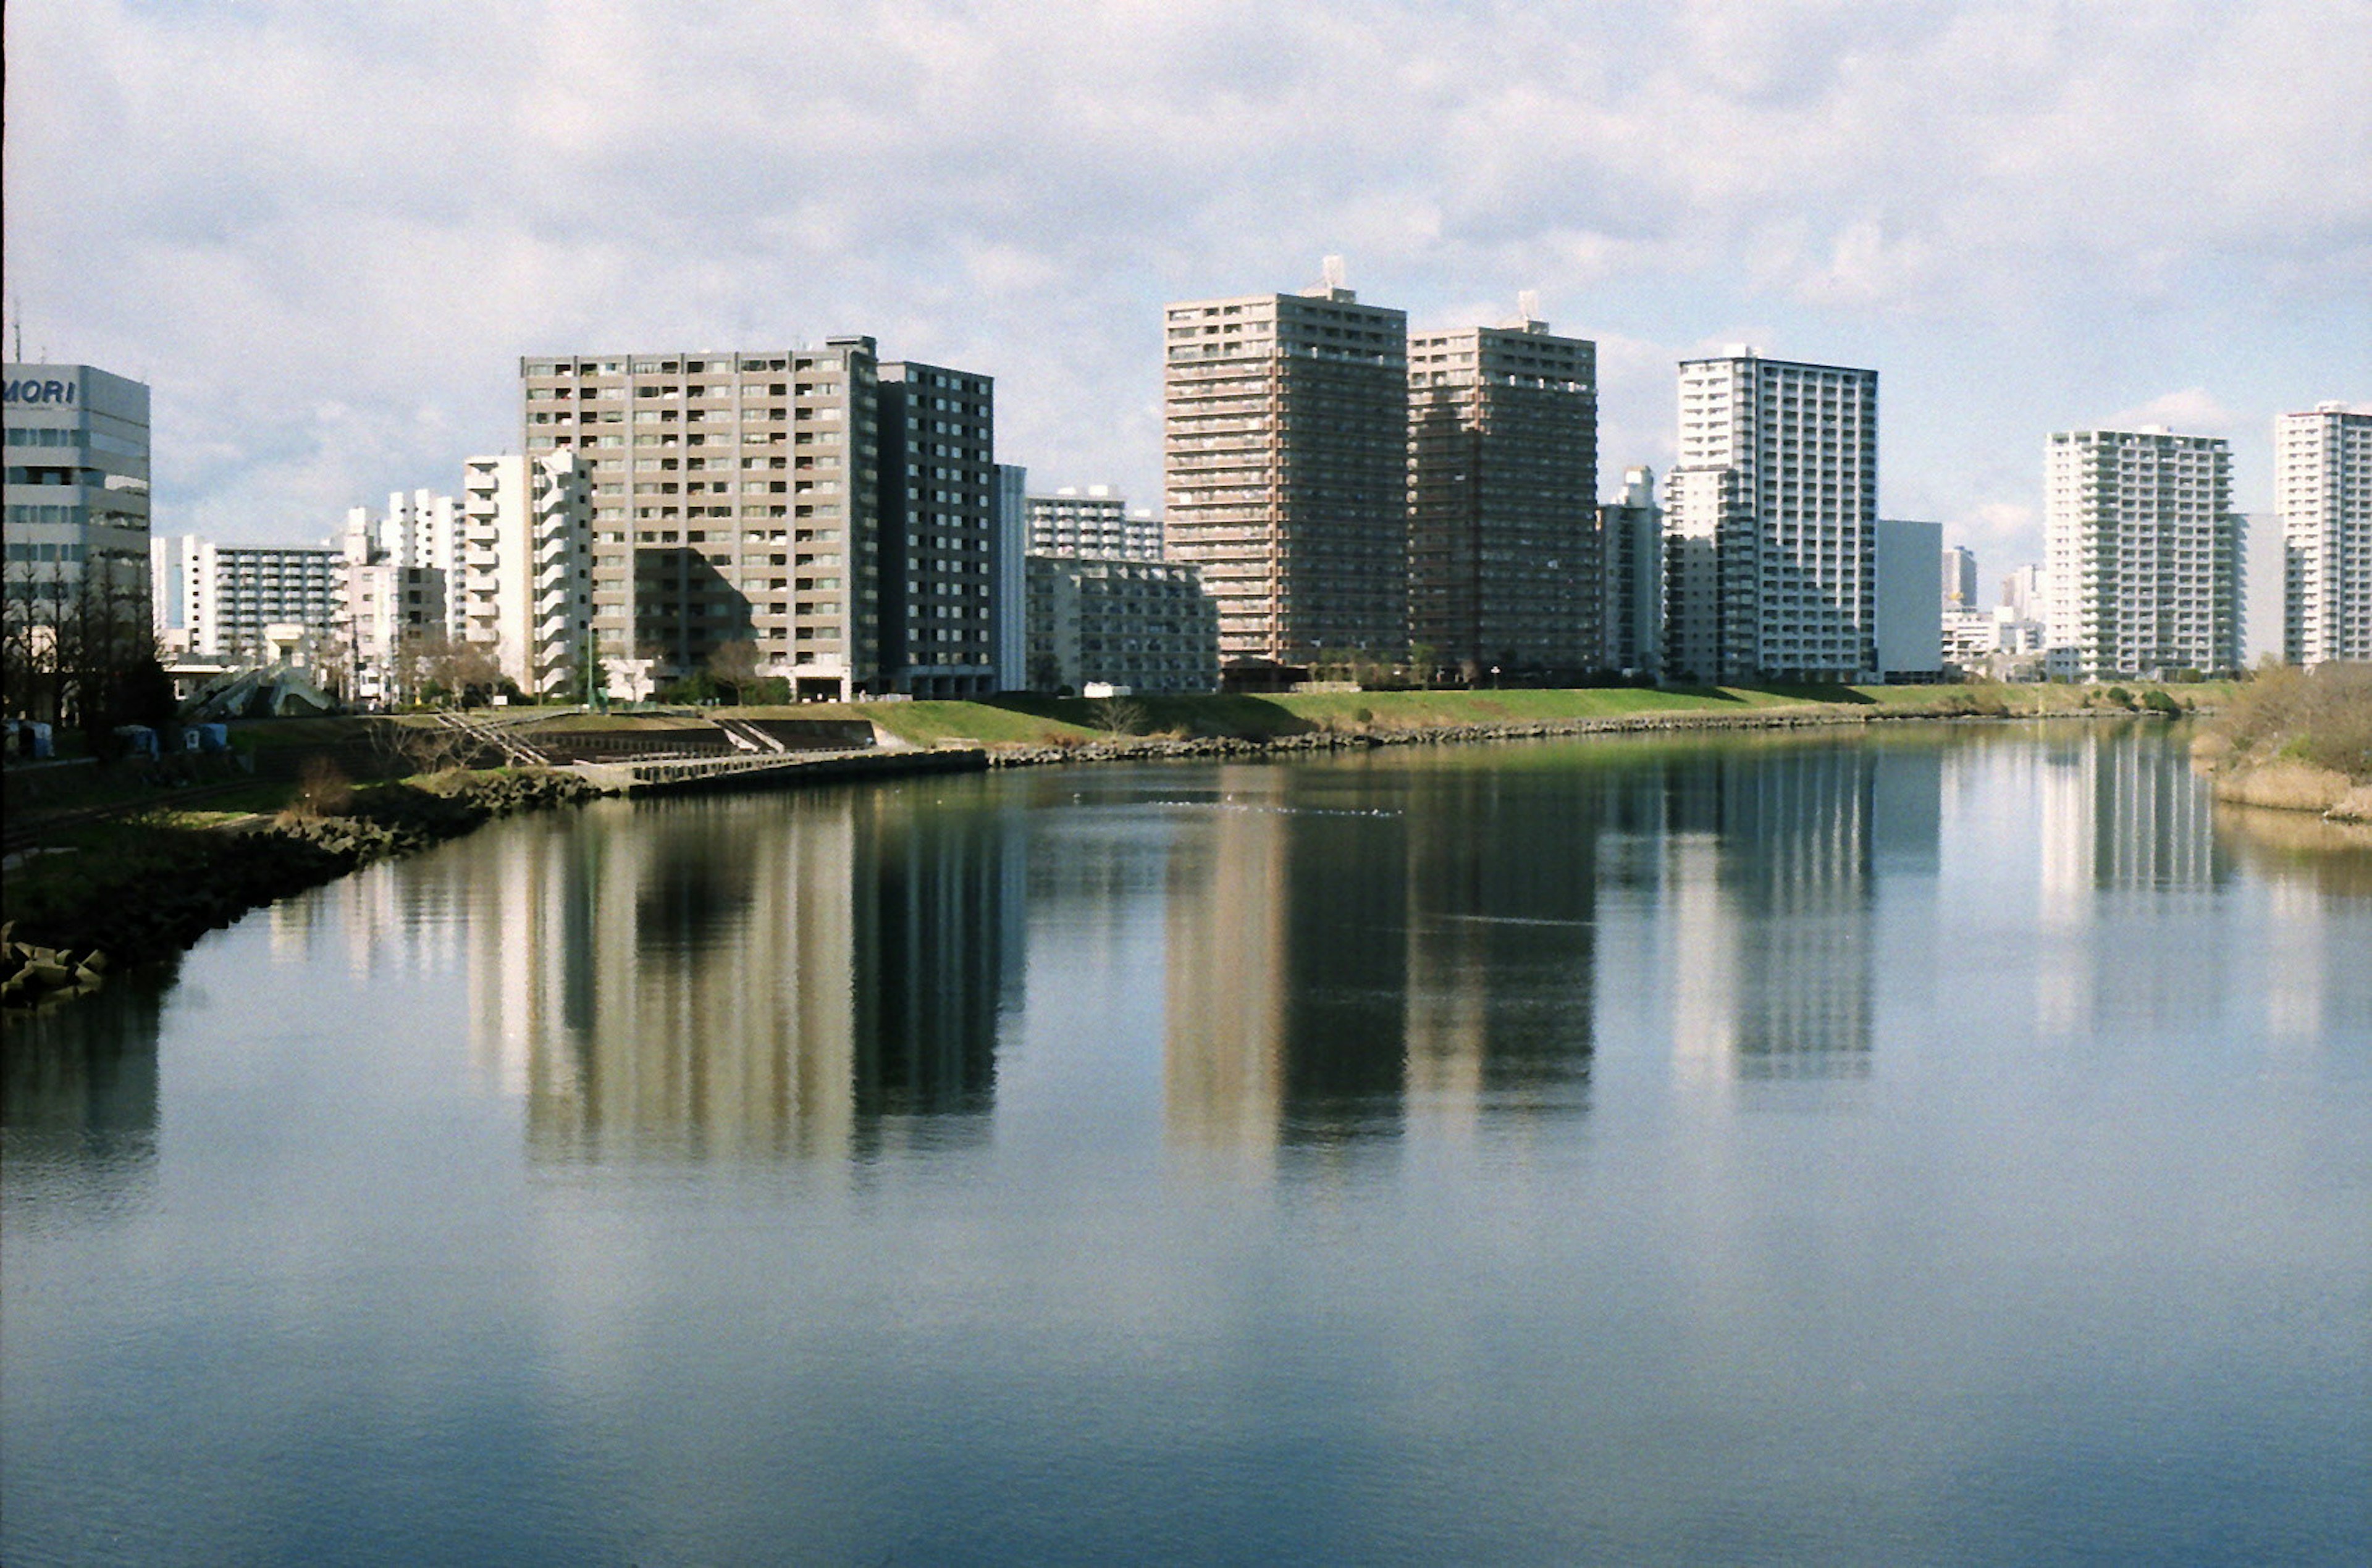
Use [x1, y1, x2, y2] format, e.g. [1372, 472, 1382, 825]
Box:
[0, 983, 162, 1224]
[1161, 760, 1604, 1155]
[275, 722, 2334, 1162]
[443, 787, 1019, 1162]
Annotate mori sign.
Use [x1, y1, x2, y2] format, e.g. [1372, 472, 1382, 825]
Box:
[4, 378, 78, 406]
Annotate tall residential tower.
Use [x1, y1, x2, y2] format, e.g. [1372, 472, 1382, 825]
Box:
[1164, 272, 1408, 667]
[2277, 402, 2371, 668]
[1406, 314, 1599, 674]
[2045, 427, 2241, 681]
[1663, 350, 1878, 684]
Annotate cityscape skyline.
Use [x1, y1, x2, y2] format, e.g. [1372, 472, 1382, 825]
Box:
[5, 0, 2365, 590]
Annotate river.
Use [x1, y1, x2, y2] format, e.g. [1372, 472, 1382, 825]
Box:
[4, 721, 2367, 1564]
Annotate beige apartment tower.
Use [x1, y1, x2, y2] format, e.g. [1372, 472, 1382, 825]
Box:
[521, 343, 880, 701]
[1164, 272, 1408, 667]
[1407, 316, 1599, 674]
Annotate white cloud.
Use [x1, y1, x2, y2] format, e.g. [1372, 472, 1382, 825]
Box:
[2103, 388, 2245, 437]
[4, 0, 2366, 540]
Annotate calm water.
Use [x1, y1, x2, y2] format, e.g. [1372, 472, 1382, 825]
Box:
[4, 722, 2368, 1565]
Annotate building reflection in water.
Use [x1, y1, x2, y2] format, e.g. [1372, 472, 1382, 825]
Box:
[0, 981, 163, 1218]
[456, 786, 1016, 1163]
[2036, 724, 2231, 1036]
[1164, 758, 1599, 1155]
[1661, 739, 1891, 1083]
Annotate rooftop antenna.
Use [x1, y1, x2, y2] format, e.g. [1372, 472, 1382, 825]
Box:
[1322, 254, 1347, 292]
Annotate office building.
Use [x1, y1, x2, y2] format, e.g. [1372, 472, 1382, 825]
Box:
[1026, 553, 1219, 694]
[2277, 402, 2371, 668]
[1875, 519, 1943, 681]
[1600, 465, 1663, 676]
[1941, 545, 1979, 610]
[1407, 312, 1600, 673]
[152, 534, 342, 662]
[4, 362, 151, 627]
[1164, 267, 1408, 666]
[1027, 485, 1163, 560]
[879, 360, 1000, 697]
[2045, 427, 2241, 680]
[1664, 350, 1878, 684]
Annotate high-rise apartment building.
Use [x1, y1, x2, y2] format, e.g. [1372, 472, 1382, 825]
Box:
[1407, 316, 1599, 673]
[1026, 485, 1163, 560]
[2277, 401, 2371, 668]
[521, 343, 881, 701]
[878, 361, 999, 697]
[1164, 274, 1408, 666]
[2045, 427, 2241, 680]
[4, 363, 151, 631]
[1600, 465, 1664, 676]
[1664, 350, 1878, 684]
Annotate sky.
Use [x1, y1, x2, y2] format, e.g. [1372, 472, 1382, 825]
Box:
[6, 0, 2368, 613]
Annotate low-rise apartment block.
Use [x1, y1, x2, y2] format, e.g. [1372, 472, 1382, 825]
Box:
[1026, 554, 1218, 694]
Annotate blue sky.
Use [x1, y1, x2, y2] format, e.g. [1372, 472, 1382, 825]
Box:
[6, 0, 2367, 608]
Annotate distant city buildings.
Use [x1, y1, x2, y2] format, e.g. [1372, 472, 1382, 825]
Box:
[1026, 485, 1162, 560]
[1164, 270, 1410, 668]
[1941, 545, 1978, 611]
[1599, 465, 1663, 676]
[1665, 350, 1879, 684]
[2045, 427, 2242, 680]
[1407, 312, 1600, 674]
[2277, 401, 2371, 668]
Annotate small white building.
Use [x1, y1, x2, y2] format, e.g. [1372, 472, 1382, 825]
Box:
[1027, 554, 1218, 694]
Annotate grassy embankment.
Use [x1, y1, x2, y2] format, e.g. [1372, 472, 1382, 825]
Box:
[2192, 664, 2372, 821]
[749, 679, 2223, 750]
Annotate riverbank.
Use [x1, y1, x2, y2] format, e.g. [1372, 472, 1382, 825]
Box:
[1, 679, 2224, 1010]
[2190, 665, 2372, 824]
[1, 770, 595, 1010]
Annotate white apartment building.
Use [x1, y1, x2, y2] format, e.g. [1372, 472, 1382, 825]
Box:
[1665, 350, 1879, 684]
[1025, 554, 1219, 694]
[342, 561, 445, 705]
[1027, 486, 1163, 560]
[1407, 314, 1600, 673]
[152, 534, 342, 662]
[1165, 270, 1409, 666]
[458, 451, 594, 696]
[1600, 465, 1663, 676]
[4, 363, 151, 629]
[2277, 401, 2371, 668]
[2045, 427, 2242, 680]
